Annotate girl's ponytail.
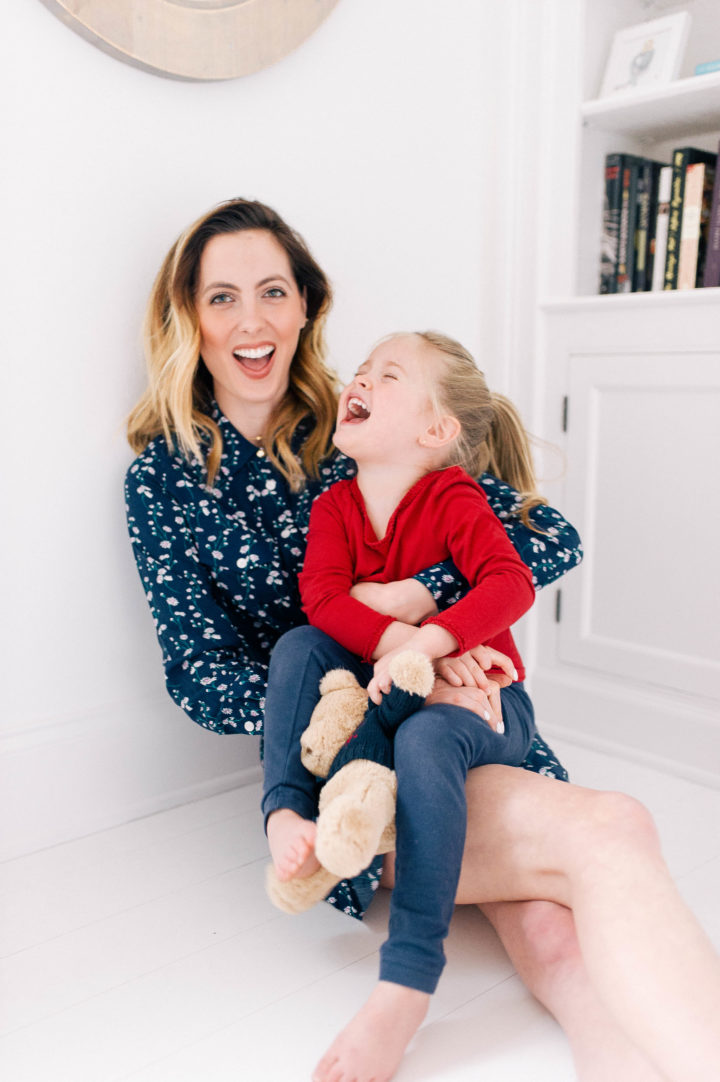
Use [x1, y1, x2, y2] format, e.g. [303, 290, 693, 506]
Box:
[485, 393, 546, 526]
[412, 331, 547, 529]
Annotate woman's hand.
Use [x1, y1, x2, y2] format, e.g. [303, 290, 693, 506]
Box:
[350, 579, 438, 624]
[435, 645, 517, 691]
[427, 676, 505, 732]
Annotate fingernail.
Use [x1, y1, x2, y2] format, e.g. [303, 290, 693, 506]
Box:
[497, 721, 505, 734]
[484, 710, 491, 721]
[512, 669, 518, 681]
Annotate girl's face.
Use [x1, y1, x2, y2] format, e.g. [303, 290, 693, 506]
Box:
[195, 229, 307, 425]
[334, 335, 440, 465]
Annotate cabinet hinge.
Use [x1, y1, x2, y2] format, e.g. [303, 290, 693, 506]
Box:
[555, 589, 562, 623]
[561, 396, 569, 433]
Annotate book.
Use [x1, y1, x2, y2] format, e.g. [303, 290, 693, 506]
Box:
[599, 153, 624, 293]
[677, 158, 717, 289]
[702, 139, 720, 287]
[633, 160, 664, 292]
[616, 155, 644, 293]
[663, 147, 717, 289]
[651, 166, 673, 291]
[695, 59, 720, 76]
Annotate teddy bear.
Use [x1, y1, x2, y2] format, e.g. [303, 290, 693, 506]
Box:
[265, 650, 435, 915]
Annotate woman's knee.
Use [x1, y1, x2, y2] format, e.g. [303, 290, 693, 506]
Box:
[584, 790, 661, 857]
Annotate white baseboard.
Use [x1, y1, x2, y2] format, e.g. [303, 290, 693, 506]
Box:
[0, 693, 262, 862]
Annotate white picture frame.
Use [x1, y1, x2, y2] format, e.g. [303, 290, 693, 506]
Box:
[599, 12, 692, 98]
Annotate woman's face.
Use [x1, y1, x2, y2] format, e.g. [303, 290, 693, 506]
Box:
[195, 229, 307, 426]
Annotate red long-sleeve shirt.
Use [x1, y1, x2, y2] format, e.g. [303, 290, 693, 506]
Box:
[298, 466, 535, 677]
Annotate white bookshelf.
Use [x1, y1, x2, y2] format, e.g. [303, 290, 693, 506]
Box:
[533, 0, 720, 784]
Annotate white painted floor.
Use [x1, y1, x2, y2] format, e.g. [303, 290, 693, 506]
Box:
[2, 737, 719, 1082]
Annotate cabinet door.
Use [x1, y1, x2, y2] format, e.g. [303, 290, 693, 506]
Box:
[560, 352, 720, 702]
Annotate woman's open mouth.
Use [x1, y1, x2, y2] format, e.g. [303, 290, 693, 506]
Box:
[232, 344, 275, 378]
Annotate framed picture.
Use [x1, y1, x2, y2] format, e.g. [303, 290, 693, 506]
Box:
[599, 12, 692, 98]
[37, 0, 340, 81]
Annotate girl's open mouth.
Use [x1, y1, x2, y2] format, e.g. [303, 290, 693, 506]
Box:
[342, 395, 371, 423]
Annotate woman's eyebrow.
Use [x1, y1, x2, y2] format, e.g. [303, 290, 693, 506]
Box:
[200, 274, 292, 295]
[200, 280, 237, 294]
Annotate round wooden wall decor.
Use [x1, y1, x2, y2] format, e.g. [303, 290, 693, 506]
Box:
[38, 0, 341, 81]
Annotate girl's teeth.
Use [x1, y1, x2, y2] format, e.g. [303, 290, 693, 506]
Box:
[347, 396, 370, 419]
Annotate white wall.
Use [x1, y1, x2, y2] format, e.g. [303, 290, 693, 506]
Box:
[2, 0, 549, 859]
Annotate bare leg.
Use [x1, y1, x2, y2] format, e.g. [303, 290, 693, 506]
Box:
[481, 899, 669, 1082]
[450, 767, 720, 1082]
[316, 767, 720, 1082]
[312, 982, 429, 1082]
[266, 808, 320, 881]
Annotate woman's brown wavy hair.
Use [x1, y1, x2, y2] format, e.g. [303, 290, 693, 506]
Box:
[126, 199, 338, 489]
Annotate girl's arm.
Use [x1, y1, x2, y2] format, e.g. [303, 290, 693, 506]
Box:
[298, 493, 405, 661]
[415, 473, 582, 607]
[125, 467, 281, 738]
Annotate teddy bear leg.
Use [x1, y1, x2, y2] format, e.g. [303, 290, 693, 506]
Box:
[315, 761, 397, 880]
[265, 862, 341, 914]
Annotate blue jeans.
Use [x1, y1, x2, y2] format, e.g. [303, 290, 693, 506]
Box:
[261, 626, 536, 994]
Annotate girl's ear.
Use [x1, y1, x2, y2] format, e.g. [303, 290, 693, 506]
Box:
[421, 414, 461, 448]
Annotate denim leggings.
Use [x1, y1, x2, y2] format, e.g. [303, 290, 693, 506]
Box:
[261, 625, 536, 994]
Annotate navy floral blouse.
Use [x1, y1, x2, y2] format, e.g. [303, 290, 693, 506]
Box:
[125, 407, 582, 917]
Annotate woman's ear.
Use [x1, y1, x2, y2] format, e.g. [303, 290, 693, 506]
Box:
[421, 414, 461, 448]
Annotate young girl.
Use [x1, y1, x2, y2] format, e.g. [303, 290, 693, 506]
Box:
[263, 329, 548, 1077]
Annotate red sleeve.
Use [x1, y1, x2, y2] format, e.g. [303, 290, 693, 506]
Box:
[298, 490, 393, 661]
[423, 479, 535, 654]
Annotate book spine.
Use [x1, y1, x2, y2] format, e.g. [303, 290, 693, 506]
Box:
[599, 153, 623, 294]
[617, 158, 640, 293]
[677, 163, 706, 290]
[645, 162, 662, 290]
[633, 160, 654, 292]
[651, 166, 673, 291]
[695, 160, 716, 286]
[664, 148, 689, 289]
[702, 140, 720, 287]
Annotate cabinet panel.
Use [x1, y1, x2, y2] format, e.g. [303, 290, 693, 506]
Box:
[559, 352, 720, 700]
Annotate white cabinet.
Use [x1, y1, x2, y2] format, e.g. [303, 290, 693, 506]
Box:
[531, 1, 720, 782]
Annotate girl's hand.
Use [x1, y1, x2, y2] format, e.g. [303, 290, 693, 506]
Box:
[426, 676, 505, 732]
[367, 645, 410, 705]
[367, 625, 458, 704]
[435, 645, 517, 691]
[350, 579, 438, 624]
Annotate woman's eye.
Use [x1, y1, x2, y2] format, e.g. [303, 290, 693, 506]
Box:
[264, 287, 286, 298]
[210, 293, 232, 305]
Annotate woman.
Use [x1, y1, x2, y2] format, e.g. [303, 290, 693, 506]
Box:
[125, 199, 720, 1082]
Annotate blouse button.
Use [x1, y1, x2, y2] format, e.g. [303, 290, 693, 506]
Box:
[256, 448, 265, 458]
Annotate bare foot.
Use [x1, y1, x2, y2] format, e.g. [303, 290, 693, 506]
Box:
[266, 809, 320, 881]
[312, 981, 430, 1082]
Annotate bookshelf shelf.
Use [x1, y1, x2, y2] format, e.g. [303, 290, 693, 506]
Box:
[582, 73, 720, 142]
[542, 284, 720, 314]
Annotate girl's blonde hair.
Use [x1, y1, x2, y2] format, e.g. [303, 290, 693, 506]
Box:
[415, 330, 547, 527]
[126, 199, 338, 489]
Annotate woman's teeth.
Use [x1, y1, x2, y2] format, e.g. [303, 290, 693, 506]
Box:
[233, 346, 274, 360]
